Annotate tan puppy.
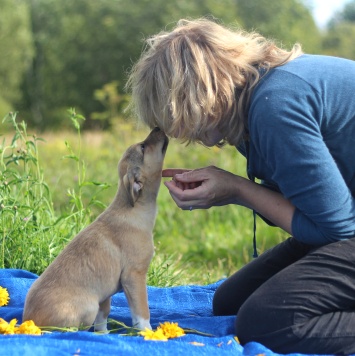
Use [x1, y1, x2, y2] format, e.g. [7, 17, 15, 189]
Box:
[23, 127, 169, 332]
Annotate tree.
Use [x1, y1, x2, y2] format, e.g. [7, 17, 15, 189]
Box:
[19, 0, 237, 130]
[342, 1, 355, 21]
[322, 0, 355, 60]
[322, 23, 355, 59]
[235, 0, 322, 53]
[0, 0, 33, 118]
[329, 0, 355, 24]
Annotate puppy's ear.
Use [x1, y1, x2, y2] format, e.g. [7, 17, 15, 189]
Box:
[123, 167, 143, 207]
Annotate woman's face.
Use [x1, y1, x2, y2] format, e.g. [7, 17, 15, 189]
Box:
[200, 127, 224, 147]
[171, 125, 224, 147]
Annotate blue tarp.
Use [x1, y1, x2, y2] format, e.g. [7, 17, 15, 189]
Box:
[0, 268, 314, 355]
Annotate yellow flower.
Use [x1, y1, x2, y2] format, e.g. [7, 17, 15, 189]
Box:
[139, 327, 168, 341]
[139, 322, 186, 341]
[157, 322, 185, 338]
[0, 318, 42, 335]
[0, 318, 18, 335]
[0, 287, 10, 307]
[16, 320, 42, 335]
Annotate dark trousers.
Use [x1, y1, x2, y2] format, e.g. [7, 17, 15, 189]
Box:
[213, 237, 355, 354]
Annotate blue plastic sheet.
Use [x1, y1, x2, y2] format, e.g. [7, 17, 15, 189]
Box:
[0, 269, 313, 355]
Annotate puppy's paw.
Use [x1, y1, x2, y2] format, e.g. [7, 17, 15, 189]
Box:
[139, 320, 152, 331]
[94, 316, 108, 333]
[94, 323, 109, 333]
[133, 316, 151, 331]
[95, 329, 110, 334]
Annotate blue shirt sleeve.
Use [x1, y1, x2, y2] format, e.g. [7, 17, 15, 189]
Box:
[249, 70, 355, 245]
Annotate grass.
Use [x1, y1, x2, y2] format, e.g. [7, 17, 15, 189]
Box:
[0, 112, 288, 286]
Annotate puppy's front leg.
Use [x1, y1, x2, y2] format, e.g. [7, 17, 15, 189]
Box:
[94, 297, 111, 333]
[122, 271, 151, 330]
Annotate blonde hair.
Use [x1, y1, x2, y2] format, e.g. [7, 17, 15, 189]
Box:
[126, 18, 303, 146]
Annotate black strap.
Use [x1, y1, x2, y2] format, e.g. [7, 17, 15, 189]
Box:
[244, 138, 259, 258]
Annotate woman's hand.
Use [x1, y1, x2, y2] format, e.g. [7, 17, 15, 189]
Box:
[162, 165, 295, 235]
[162, 166, 241, 210]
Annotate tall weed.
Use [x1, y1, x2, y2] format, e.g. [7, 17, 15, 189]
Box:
[0, 112, 111, 274]
[1, 113, 58, 272]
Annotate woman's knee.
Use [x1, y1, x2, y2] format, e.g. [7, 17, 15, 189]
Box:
[235, 291, 291, 345]
[212, 281, 236, 316]
[235, 294, 262, 343]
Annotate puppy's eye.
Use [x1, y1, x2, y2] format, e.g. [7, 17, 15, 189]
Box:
[140, 144, 145, 153]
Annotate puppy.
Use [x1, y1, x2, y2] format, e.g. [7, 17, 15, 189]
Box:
[23, 127, 169, 332]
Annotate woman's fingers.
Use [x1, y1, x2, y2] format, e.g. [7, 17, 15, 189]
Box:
[162, 168, 191, 177]
[163, 166, 235, 210]
[164, 179, 208, 209]
[163, 168, 203, 191]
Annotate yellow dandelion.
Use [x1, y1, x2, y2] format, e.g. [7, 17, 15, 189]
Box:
[0, 318, 18, 335]
[16, 320, 42, 335]
[0, 287, 10, 307]
[158, 322, 185, 338]
[139, 327, 168, 341]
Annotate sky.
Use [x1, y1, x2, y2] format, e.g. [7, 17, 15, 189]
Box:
[311, 0, 351, 27]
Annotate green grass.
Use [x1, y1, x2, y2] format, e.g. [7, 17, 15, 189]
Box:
[0, 112, 288, 286]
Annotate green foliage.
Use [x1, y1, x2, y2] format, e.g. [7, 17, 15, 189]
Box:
[342, 1, 355, 22]
[0, 112, 110, 274]
[92, 81, 130, 129]
[0, 0, 34, 117]
[322, 22, 355, 59]
[18, 0, 238, 129]
[62, 109, 112, 230]
[235, 0, 321, 53]
[329, 0, 355, 24]
[0, 113, 57, 272]
[322, 0, 355, 59]
[147, 253, 183, 287]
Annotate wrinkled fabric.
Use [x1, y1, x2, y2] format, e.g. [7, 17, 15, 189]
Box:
[0, 269, 318, 355]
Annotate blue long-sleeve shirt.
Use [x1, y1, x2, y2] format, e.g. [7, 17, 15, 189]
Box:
[240, 54, 355, 246]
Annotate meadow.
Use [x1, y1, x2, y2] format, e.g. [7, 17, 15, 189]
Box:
[0, 112, 288, 286]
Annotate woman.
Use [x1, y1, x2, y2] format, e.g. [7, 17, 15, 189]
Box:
[126, 18, 355, 354]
